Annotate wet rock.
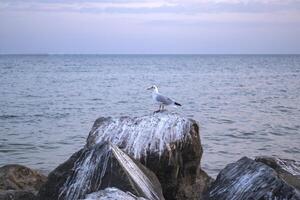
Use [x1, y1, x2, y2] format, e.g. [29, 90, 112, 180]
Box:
[84, 187, 148, 200]
[0, 190, 37, 200]
[0, 164, 47, 192]
[38, 142, 164, 200]
[87, 112, 211, 199]
[256, 156, 300, 191]
[208, 157, 300, 200]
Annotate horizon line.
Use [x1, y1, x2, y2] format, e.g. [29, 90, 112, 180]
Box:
[1, 53, 300, 56]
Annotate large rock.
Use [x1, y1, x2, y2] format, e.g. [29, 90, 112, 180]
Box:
[84, 187, 148, 200]
[38, 142, 164, 200]
[87, 112, 211, 199]
[208, 157, 300, 200]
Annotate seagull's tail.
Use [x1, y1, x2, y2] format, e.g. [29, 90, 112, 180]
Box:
[174, 102, 182, 106]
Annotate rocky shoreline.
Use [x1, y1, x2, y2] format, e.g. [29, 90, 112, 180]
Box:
[1, 112, 299, 200]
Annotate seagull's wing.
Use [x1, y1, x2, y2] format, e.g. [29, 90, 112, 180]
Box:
[155, 93, 174, 105]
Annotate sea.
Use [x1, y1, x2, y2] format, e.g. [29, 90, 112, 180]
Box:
[0, 54, 299, 177]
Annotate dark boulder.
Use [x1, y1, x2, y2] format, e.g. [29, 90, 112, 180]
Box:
[208, 157, 300, 200]
[38, 142, 164, 200]
[86, 112, 212, 199]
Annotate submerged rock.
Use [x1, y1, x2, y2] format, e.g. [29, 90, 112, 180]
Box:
[208, 157, 300, 200]
[87, 112, 211, 199]
[84, 187, 148, 200]
[38, 142, 164, 200]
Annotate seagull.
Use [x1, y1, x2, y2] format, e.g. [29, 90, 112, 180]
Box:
[147, 85, 182, 112]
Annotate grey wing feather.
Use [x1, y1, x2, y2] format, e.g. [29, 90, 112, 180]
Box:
[155, 93, 173, 105]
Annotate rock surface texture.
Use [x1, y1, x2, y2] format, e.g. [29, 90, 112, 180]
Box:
[87, 112, 211, 199]
[38, 142, 164, 200]
[0, 190, 37, 200]
[84, 187, 148, 200]
[256, 156, 300, 192]
[0, 164, 47, 200]
[208, 157, 300, 200]
[0, 164, 47, 192]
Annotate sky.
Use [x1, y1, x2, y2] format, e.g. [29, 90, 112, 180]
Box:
[0, 0, 300, 54]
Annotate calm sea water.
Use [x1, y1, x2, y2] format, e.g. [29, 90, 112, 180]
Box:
[0, 55, 299, 177]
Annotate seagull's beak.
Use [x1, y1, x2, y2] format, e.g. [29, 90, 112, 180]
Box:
[146, 86, 152, 90]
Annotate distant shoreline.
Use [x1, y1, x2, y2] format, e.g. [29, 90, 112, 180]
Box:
[1, 54, 300, 56]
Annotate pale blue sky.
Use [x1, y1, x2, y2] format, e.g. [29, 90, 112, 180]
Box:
[1, 0, 300, 54]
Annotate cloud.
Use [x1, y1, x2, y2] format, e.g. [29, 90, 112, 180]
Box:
[1, 0, 300, 27]
[1, 1, 176, 11]
[1, 0, 300, 54]
[1, 0, 300, 14]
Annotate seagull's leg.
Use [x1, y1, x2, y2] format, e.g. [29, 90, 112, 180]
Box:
[162, 104, 165, 111]
[154, 105, 161, 113]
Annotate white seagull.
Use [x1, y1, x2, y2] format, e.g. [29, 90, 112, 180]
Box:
[147, 85, 182, 112]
